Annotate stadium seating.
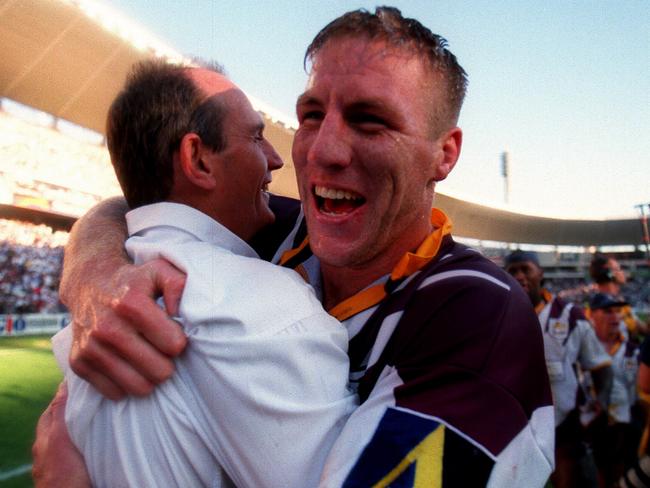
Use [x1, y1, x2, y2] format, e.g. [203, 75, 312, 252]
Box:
[0, 219, 67, 314]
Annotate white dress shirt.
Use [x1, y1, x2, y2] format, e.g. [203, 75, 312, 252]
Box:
[53, 202, 357, 488]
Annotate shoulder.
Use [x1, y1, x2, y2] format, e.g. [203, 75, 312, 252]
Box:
[396, 241, 535, 346]
[376, 240, 545, 392]
[248, 194, 302, 261]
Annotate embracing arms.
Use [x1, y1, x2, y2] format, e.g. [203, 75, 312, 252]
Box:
[60, 196, 187, 399]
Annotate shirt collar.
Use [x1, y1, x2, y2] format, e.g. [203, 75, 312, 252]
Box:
[126, 202, 259, 259]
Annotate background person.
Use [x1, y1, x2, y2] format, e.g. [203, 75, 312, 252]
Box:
[505, 249, 612, 488]
[590, 293, 641, 488]
[589, 253, 649, 341]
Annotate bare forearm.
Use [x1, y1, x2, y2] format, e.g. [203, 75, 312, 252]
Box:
[639, 363, 650, 394]
[60, 197, 130, 312]
[59, 197, 187, 399]
[591, 365, 614, 409]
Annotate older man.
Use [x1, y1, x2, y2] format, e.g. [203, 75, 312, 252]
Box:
[48, 60, 356, 487]
[35, 7, 553, 487]
[590, 293, 641, 487]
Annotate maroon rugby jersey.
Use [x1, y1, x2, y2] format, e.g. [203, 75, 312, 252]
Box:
[257, 195, 554, 487]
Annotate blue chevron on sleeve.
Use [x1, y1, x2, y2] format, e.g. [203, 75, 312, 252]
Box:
[342, 408, 445, 488]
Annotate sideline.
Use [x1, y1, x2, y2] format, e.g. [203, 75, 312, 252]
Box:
[0, 463, 32, 481]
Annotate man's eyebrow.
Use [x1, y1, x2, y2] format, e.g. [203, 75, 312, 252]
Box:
[296, 93, 319, 107]
[346, 99, 390, 112]
[250, 120, 265, 134]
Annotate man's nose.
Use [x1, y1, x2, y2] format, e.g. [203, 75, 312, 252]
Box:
[264, 139, 283, 170]
[306, 114, 352, 169]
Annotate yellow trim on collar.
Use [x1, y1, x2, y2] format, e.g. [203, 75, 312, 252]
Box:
[330, 209, 452, 321]
[390, 209, 452, 281]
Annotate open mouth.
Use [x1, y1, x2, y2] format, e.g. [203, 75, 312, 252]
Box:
[314, 185, 365, 216]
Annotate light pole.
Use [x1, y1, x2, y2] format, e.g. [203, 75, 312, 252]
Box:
[635, 203, 650, 261]
[501, 151, 510, 204]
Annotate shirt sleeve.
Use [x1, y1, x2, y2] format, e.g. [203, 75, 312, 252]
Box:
[61, 243, 357, 488]
[170, 247, 358, 488]
[575, 316, 612, 370]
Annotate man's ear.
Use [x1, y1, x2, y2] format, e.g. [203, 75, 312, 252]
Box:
[433, 127, 462, 182]
[178, 133, 218, 190]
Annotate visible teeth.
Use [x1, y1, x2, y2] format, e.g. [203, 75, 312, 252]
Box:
[314, 186, 361, 200]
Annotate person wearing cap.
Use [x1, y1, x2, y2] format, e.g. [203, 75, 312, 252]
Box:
[505, 249, 613, 488]
[589, 292, 641, 487]
[590, 253, 648, 341]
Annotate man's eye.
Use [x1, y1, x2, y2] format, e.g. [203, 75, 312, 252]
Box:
[349, 113, 387, 130]
[299, 110, 324, 123]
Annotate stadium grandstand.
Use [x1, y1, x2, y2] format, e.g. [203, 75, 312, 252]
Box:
[0, 0, 648, 337]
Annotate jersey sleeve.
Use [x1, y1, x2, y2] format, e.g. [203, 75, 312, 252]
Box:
[574, 311, 611, 371]
[319, 265, 554, 487]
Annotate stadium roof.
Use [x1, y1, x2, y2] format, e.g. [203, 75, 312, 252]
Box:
[0, 0, 646, 248]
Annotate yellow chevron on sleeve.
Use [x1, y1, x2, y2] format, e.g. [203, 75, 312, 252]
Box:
[373, 424, 445, 488]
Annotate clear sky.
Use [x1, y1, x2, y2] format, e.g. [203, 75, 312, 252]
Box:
[104, 0, 649, 220]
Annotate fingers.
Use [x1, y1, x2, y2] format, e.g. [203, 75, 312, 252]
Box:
[70, 314, 170, 397]
[68, 258, 188, 397]
[148, 258, 187, 318]
[110, 278, 186, 358]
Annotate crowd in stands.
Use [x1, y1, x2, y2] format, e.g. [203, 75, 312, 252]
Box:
[548, 277, 650, 317]
[0, 219, 68, 314]
[0, 103, 122, 218]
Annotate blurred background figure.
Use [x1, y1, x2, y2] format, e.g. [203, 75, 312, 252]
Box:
[589, 293, 641, 488]
[505, 250, 612, 488]
[590, 254, 649, 341]
[0, 219, 67, 315]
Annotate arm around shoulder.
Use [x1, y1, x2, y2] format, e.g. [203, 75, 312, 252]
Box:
[61, 197, 188, 399]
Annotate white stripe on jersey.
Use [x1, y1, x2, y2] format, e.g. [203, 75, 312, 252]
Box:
[418, 269, 511, 292]
[366, 311, 404, 370]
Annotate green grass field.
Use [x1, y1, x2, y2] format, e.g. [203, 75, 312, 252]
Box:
[0, 335, 62, 488]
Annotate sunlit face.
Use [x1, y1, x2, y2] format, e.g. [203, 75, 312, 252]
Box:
[293, 37, 459, 273]
[506, 260, 543, 299]
[190, 69, 283, 241]
[607, 258, 626, 285]
[591, 306, 622, 342]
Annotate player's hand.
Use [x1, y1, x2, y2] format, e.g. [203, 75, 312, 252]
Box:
[69, 259, 187, 399]
[32, 383, 90, 488]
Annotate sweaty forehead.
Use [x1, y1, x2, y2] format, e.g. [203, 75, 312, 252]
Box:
[307, 37, 430, 89]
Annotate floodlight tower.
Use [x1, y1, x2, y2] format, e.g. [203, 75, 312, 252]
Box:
[501, 151, 510, 204]
[635, 203, 650, 261]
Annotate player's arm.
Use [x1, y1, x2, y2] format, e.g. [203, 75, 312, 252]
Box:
[638, 338, 650, 394]
[574, 312, 613, 413]
[32, 384, 90, 488]
[591, 364, 614, 411]
[61, 197, 187, 399]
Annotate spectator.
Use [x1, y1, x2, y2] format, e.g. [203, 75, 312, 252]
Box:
[590, 253, 649, 340]
[590, 293, 641, 487]
[0, 218, 67, 313]
[505, 249, 613, 488]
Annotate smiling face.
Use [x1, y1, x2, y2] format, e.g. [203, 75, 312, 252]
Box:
[506, 260, 543, 305]
[293, 37, 461, 278]
[189, 70, 283, 241]
[591, 306, 622, 342]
